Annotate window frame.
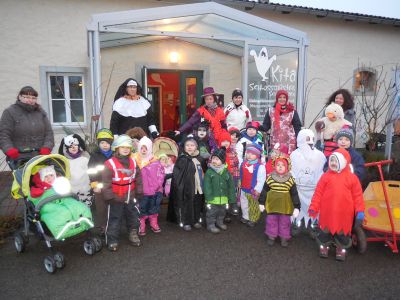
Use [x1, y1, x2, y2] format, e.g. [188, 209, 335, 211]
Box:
[353, 67, 377, 96]
[39, 66, 90, 128]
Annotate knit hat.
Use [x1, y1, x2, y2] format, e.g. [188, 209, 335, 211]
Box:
[245, 144, 262, 157]
[246, 121, 260, 131]
[232, 88, 243, 99]
[211, 147, 226, 164]
[228, 127, 241, 137]
[275, 90, 289, 103]
[183, 135, 199, 148]
[335, 127, 354, 144]
[96, 128, 113, 145]
[111, 134, 133, 151]
[39, 165, 56, 182]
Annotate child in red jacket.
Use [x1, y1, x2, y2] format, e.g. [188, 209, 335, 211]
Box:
[308, 148, 365, 261]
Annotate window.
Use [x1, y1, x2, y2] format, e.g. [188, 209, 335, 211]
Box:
[47, 73, 86, 125]
[353, 67, 376, 96]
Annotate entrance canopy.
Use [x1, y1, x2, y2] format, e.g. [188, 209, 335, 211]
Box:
[87, 1, 309, 124]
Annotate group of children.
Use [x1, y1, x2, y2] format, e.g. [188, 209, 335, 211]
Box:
[28, 88, 367, 262]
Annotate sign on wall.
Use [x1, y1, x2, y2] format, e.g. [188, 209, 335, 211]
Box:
[247, 45, 299, 121]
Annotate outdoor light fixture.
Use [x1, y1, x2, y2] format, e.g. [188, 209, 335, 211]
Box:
[169, 51, 179, 64]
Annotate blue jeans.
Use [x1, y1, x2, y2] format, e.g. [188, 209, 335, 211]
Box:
[139, 192, 163, 216]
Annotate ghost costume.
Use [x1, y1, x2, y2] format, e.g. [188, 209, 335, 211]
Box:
[290, 129, 326, 227]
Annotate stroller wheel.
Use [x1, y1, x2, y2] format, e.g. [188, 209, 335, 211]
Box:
[44, 256, 57, 274]
[14, 233, 26, 253]
[92, 237, 103, 253]
[53, 252, 65, 269]
[352, 226, 367, 254]
[83, 239, 96, 256]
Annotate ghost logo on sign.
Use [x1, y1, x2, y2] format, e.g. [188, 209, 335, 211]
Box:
[250, 47, 276, 81]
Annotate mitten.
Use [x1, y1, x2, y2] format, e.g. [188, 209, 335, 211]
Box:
[225, 204, 229, 209]
[354, 212, 365, 228]
[292, 208, 300, 218]
[308, 209, 317, 218]
[6, 148, 19, 160]
[259, 205, 265, 213]
[39, 147, 52, 155]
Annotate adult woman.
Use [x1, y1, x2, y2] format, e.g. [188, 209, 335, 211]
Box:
[110, 78, 159, 138]
[224, 88, 252, 131]
[262, 89, 302, 154]
[325, 89, 355, 124]
[0, 86, 54, 165]
[175, 87, 225, 151]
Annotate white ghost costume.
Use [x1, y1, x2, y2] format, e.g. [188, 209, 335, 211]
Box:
[290, 129, 326, 227]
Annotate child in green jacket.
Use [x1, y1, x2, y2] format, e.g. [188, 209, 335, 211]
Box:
[204, 147, 236, 233]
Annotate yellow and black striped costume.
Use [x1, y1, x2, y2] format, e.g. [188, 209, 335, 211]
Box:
[259, 175, 300, 215]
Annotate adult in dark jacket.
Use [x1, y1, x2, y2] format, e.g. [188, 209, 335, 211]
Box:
[167, 136, 207, 231]
[0, 86, 54, 166]
[110, 78, 159, 138]
[261, 90, 302, 154]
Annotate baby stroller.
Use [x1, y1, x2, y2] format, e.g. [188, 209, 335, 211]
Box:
[11, 154, 102, 274]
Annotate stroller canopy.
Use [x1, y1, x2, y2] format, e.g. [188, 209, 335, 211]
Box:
[12, 154, 70, 199]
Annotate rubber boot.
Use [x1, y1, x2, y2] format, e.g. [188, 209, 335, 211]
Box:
[149, 214, 161, 233]
[319, 245, 329, 258]
[128, 229, 141, 246]
[139, 216, 147, 236]
[335, 247, 347, 261]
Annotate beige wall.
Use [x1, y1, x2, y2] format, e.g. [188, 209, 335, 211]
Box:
[0, 0, 399, 151]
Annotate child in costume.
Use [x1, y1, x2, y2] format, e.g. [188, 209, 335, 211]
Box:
[259, 155, 300, 247]
[30, 165, 57, 198]
[133, 136, 157, 169]
[236, 121, 265, 165]
[262, 89, 302, 154]
[308, 148, 365, 261]
[126, 127, 147, 153]
[265, 143, 289, 175]
[137, 137, 165, 236]
[334, 128, 366, 183]
[218, 129, 240, 218]
[204, 147, 236, 233]
[167, 136, 207, 231]
[195, 122, 211, 160]
[58, 134, 92, 206]
[102, 134, 143, 251]
[88, 128, 114, 234]
[239, 144, 266, 227]
[315, 103, 352, 157]
[290, 129, 326, 237]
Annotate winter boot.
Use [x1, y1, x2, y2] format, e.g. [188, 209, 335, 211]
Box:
[183, 225, 192, 231]
[139, 216, 147, 236]
[280, 238, 289, 248]
[267, 237, 275, 246]
[128, 229, 141, 247]
[107, 243, 118, 252]
[216, 221, 227, 231]
[193, 222, 202, 229]
[207, 225, 221, 234]
[335, 247, 347, 262]
[319, 245, 329, 258]
[149, 214, 161, 233]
